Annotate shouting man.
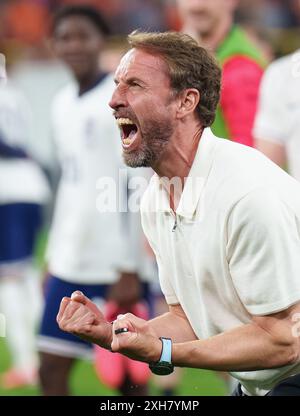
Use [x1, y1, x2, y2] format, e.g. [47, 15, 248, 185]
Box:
[58, 31, 300, 396]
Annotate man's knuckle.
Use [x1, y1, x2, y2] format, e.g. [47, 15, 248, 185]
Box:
[58, 317, 66, 328]
[141, 322, 148, 331]
[73, 323, 82, 333]
[62, 323, 70, 332]
[83, 324, 92, 334]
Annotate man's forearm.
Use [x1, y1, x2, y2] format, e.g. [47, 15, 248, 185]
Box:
[148, 311, 198, 343]
[172, 322, 299, 372]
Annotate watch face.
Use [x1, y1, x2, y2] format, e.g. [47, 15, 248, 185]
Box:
[149, 361, 174, 376]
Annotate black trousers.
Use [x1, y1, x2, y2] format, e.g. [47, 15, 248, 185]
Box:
[232, 373, 300, 396]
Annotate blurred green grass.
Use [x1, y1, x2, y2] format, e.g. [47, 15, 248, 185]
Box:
[0, 338, 227, 396]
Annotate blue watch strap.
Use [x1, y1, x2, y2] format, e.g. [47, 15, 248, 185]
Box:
[149, 337, 174, 375]
[159, 337, 172, 363]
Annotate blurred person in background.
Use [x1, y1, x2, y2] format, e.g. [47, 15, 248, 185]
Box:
[0, 0, 72, 174]
[176, 0, 266, 147]
[253, 45, 300, 178]
[37, 5, 152, 396]
[0, 54, 50, 389]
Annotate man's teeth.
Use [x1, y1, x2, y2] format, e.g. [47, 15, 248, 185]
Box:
[117, 118, 135, 126]
[116, 117, 137, 145]
[123, 138, 132, 145]
[123, 129, 136, 143]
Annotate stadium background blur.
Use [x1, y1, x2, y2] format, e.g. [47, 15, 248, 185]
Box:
[1, 0, 300, 396]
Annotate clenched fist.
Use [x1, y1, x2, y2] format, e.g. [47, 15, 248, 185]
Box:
[57, 291, 162, 364]
[111, 313, 162, 363]
[56, 291, 113, 350]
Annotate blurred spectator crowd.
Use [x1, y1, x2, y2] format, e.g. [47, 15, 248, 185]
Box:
[0, 0, 300, 184]
[1, 0, 300, 49]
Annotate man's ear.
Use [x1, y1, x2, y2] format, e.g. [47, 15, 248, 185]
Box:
[176, 89, 200, 120]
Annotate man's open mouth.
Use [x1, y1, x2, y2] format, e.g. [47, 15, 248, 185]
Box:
[117, 118, 139, 150]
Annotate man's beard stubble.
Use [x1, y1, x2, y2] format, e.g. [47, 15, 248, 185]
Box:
[123, 118, 175, 168]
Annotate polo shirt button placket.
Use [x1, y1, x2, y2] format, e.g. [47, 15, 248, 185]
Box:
[172, 213, 178, 232]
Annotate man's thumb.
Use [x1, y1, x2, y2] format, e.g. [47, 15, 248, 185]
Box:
[71, 291, 85, 303]
[71, 291, 101, 316]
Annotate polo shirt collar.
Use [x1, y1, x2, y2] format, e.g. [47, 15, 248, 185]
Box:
[153, 128, 218, 219]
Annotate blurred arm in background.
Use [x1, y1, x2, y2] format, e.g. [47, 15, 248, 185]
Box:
[253, 54, 296, 171]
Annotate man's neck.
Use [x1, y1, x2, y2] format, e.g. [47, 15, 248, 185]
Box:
[152, 124, 204, 210]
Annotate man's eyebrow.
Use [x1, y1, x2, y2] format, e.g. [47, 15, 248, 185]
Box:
[113, 76, 146, 86]
[126, 77, 145, 84]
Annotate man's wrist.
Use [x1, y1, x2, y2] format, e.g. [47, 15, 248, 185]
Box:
[171, 342, 186, 367]
[100, 322, 114, 351]
[151, 336, 164, 362]
[171, 342, 193, 368]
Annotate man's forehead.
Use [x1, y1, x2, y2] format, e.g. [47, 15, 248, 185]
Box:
[115, 48, 168, 78]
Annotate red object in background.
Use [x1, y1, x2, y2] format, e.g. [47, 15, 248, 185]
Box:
[94, 301, 151, 389]
[221, 55, 264, 147]
[3, 0, 50, 45]
[165, 3, 182, 31]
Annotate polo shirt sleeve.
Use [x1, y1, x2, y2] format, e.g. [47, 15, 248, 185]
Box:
[140, 194, 179, 305]
[253, 61, 289, 144]
[226, 188, 300, 315]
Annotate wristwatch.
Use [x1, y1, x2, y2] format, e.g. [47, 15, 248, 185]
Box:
[149, 337, 174, 376]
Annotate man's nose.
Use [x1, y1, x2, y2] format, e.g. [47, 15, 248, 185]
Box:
[109, 85, 126, 110]
[64, 37, 84, 53]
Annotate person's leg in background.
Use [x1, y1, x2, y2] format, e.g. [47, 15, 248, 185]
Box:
[39, 352, 74, 396]
[23, 261, 43, 334]
[94, 282, 152, 396]
[0, 203, 42, 388]
[0, 270, 39, 387]
[120, 282, 152, 396]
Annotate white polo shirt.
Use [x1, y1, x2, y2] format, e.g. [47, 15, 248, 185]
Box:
[141, 128, 300, 396]
[253, 50, 300, 181]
